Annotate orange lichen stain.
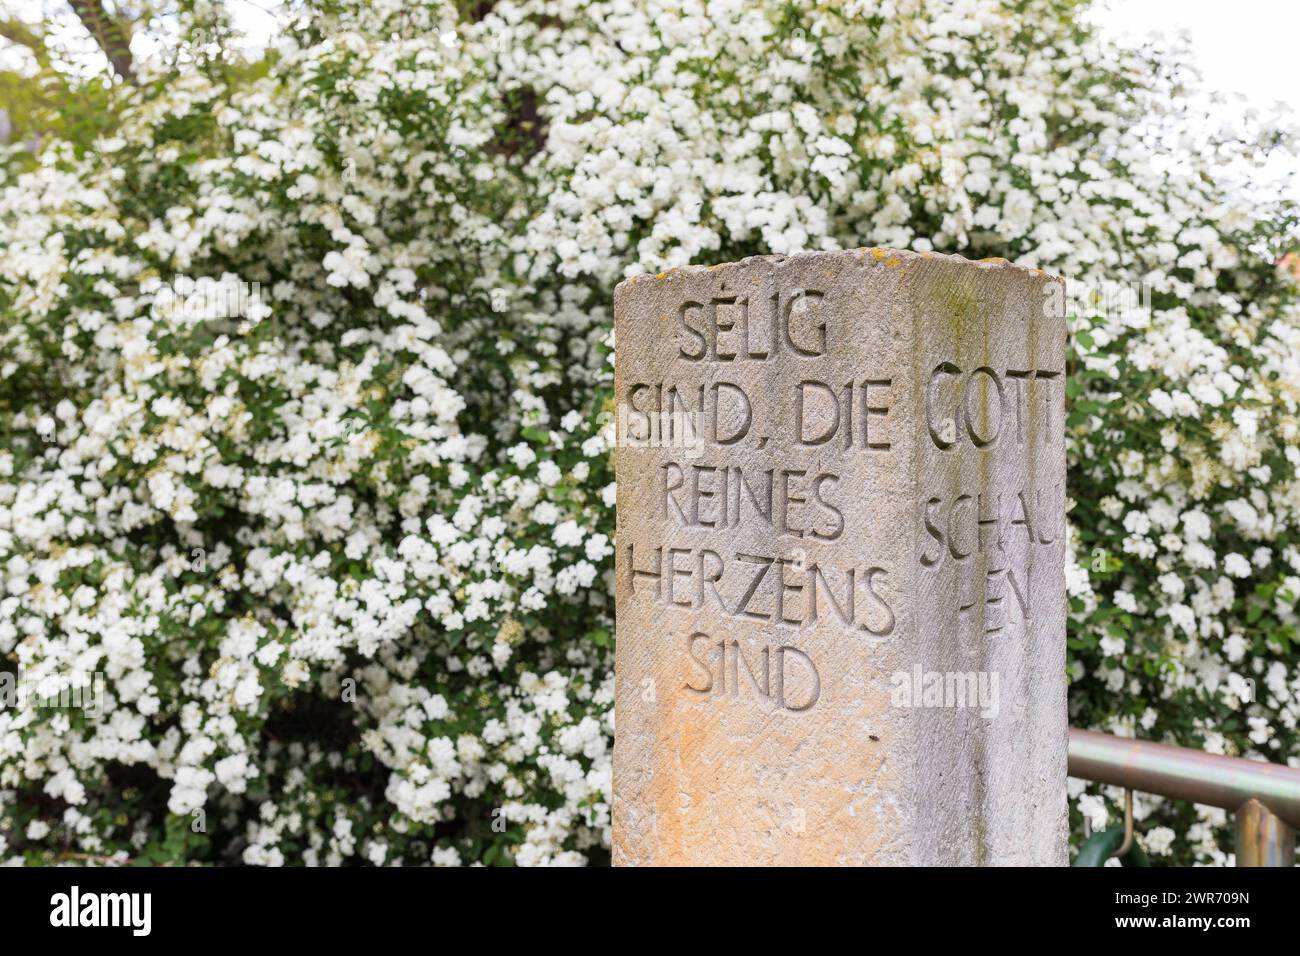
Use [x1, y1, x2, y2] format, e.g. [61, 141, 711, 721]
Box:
[655, 271, 670, 280]
[653, 688, 706, 865]
[870, 248, 889, 261]
[979, 257, 1008, 264]
[884, 256, 901, 267]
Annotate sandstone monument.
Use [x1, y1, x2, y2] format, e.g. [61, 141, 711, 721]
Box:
[612, 248, 1068, 865]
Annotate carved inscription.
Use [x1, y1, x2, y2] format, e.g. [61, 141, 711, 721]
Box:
[924, 363, 1061, 449]
[620, 285, 900, 712]
[917, 353, 1065, 635]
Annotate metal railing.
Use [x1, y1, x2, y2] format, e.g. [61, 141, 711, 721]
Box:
[1068, 728, 1300, 866]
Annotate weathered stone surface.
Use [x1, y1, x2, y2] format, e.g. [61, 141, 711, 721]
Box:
[612, 248, 1068, 866]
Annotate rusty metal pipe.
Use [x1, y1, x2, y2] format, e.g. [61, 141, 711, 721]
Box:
[1068, 728, 1300, 829]
[1235, 799, 1296, 867]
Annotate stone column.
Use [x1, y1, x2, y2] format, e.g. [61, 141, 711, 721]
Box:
[612, 248, 1068, 865]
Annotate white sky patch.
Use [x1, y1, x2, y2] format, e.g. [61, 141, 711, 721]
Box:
[1095, 0, 1300, 114]
[1091, 0, 1300, 198]
[3, 1, 1296, 195]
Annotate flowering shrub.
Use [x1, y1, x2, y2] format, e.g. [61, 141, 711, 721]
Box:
[0, 0, 1296, 865]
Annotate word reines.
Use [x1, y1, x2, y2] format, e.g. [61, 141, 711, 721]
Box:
[662, 462, 844, 539]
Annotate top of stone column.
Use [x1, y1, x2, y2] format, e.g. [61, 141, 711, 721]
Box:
[615, 247, 1063, 298]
